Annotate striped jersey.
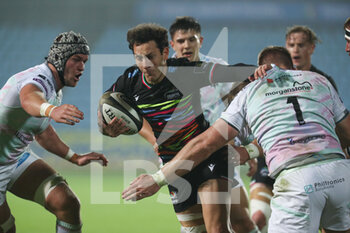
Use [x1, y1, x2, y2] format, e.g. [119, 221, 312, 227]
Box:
[108, 58, 254, 163]
[221, 65, 348, 177]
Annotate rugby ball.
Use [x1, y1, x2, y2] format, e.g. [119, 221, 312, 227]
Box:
[99, 91, 143, 135]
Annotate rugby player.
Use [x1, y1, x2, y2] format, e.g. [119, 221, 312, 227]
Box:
[169, 16, 259, 233]
[100, 23, 255, 233]
[124, 46, 350, 233]
[250, 25, 339, 233]
[0, 31, 108, 233]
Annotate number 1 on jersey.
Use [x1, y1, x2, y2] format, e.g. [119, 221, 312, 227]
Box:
[287, 96, 306, 125]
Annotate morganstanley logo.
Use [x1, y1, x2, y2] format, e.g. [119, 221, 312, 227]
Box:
[265, 81, 313, 97]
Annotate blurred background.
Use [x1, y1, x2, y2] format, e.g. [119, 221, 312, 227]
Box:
[1, 0, 349, 232]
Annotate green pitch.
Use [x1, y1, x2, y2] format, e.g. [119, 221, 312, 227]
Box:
[8, 170, 180, 233]
[7, 131, 252, 232]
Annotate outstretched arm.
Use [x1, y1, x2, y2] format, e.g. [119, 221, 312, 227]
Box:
[35, 125, 108, 166]
[122, 119, 238, 201]
[20, 84, 84, 125]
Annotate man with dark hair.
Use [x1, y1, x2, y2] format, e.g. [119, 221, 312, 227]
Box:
[169, 16, 203, 63]
[249, 46, 295, 233]
[0, 31, 108, 233]
[169, 16, 259, 233]
[125, 45, 350, 233]
[100, 23, 255, 233]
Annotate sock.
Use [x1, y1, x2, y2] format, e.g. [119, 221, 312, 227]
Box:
[56, 219, 82, 233]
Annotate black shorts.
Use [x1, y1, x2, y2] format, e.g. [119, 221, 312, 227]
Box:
[165, 145, 234, 213]
[251, 157, 275, 187]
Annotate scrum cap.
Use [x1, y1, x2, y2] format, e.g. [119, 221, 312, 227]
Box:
[47, 31, 90, 85]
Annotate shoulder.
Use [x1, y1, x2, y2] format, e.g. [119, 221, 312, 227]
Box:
[310, 64, 337, 91]
[17, 63, 55, 94]
[199, 54, 228, 65]
[310, 64, 330, 78]
[109, 65, 141, 92]
[122, 65, 141, 79]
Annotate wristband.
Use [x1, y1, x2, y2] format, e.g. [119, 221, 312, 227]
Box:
[151, 170, 168, 187]
[40, 103, 57, 117]
[65, 148, 76, 161]
[243, 143, 260, 159]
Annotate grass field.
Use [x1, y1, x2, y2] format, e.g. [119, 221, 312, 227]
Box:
[7, 130, 251, 233]
[8, 170, 181, 233]
[8, 167, 251, 233]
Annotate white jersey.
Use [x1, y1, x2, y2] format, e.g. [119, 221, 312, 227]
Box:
[171, 53, 229, 123]
[198, 54, 231, 124]
[0, 63, 62, 164]
[221, 66, 348, 178]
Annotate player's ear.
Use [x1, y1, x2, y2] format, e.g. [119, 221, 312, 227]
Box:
[199, 36, 203, 48]
[162, 47, 169, 60]
[170, 40, 175, 49]
[309, 43, 315, 55]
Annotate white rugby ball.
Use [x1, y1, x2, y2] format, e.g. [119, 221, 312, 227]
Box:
[99, 91, 143, 135]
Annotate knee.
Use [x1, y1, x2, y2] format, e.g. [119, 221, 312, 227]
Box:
[231, 214, 255, 231]
[46, 185, 81, 214]
[206, 224, 231, 233]
[0, 215, 15, 233]
[251, 210, 266, 228]
[249, 184, 272, 232]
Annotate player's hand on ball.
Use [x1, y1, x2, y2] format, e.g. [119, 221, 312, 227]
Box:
[50, 104, 84, 125]
[71, 152, 108, 166]
[122, 174, 160, 201]
[97, 110, 129, 137]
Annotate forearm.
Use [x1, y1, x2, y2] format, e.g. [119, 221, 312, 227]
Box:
[36, 124, 108, 167]
[211, 64, 256, 84]
[138, 118, 156, 146]
[35, 125, 70, 158]
[161, 133, 215, 183]
[161, 120, 235, 183]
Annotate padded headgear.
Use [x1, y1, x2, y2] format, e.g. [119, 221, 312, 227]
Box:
[47, 31, 90, 85]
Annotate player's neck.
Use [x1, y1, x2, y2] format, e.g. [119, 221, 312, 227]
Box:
[298, 62, 312, 71]
[47, 63, 63, 91]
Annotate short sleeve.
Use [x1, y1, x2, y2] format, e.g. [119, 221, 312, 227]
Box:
[220, 86, 249, 133]
[17, 74, 52, 100]
[330, 84, 349, 123]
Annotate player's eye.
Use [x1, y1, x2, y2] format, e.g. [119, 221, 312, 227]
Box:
[135, 55, 144, 62]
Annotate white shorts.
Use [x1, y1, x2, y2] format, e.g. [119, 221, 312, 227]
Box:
[0, 162, 17, 205]
[8, 151, 41, 189]
[0, 151, 40, 205]
[269, 158, 350, 233]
